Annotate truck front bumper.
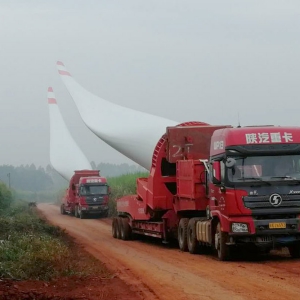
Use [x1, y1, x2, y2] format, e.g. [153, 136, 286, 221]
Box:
[228, 217, 300, 248]
[81, 205, 109, 214]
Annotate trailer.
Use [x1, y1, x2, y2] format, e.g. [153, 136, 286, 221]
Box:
[112, 123, 300, 260]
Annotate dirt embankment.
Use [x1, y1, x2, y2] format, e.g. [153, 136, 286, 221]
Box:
[34, 203, 300, 300]
[0, 275, 137, 300]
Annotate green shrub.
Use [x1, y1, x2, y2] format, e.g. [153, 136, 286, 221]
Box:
[107, 172, 149, 216]
[0, 233, 70, 280]
[0, 172, 150, 279]
[0, 183, 12, 210]
[0, 200, 107, 280]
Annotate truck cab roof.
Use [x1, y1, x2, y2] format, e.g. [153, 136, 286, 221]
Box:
[211, 126, 300, 156]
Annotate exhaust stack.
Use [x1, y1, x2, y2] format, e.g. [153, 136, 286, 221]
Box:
[56, 62, 178, 170]
[47, 87, 92, 181]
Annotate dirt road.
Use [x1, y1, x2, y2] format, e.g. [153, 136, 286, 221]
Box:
[38, 203, 300, 300]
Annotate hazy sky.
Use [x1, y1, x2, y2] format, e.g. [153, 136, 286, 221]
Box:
[1, 0, 300, 168]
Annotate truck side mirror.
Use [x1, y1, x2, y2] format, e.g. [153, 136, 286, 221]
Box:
[225, 157, 236, 168]
[212, 161, 221, 184]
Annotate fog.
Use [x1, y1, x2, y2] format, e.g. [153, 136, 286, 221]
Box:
[0, 0, 299, 167]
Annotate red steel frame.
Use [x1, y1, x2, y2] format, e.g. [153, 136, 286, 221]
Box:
[116, 123, 230, 237]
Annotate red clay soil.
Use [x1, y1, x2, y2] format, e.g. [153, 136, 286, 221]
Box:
[0, 275, 138, 300]
[37, 204, 300, 300]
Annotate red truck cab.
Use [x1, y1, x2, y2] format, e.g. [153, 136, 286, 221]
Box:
[61, 170, 110, 219]
[209, 126, 300, 259]
[77, 176, 110, 218]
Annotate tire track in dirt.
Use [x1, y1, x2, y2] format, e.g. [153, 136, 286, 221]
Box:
[38, 203, 300, 300]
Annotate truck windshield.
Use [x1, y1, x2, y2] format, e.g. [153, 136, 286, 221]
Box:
[227, 155, 300, 183]
[80, 185, 108, 195]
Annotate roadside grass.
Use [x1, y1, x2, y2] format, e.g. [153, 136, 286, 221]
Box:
[0, 172, 149, 281]
[107, 172, 149, 216]
[0, 200, 111, 280]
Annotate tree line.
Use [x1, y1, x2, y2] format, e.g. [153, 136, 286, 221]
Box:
[0, 162, 146, 192]
[0, 182, 12, 210]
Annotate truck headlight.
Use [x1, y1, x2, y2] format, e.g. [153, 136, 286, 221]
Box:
[232, 223, 249, 233]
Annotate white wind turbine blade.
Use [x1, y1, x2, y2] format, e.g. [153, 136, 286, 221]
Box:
[56, 61, 178, 170]
[47, 87, 92, 181]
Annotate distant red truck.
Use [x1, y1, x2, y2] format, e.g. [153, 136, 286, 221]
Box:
[60, 170, 110, 219]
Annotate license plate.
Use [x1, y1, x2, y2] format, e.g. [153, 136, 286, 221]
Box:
[269, 222, 286, 229]
[92, 206, 99, 210]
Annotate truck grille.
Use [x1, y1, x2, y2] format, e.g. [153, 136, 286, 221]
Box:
[243, 195, 300, 209]
[85, 197, 105, 205]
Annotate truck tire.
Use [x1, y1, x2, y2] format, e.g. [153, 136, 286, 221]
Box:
[121, 218, 131, 240]
[116, 217, 122, 239]
[60, 204, 66, 215]
[178, 218, 189, 252]
[215, 222, 230, 261]
[288, 243, 300, 258]
[112, 218, 118, 238]
[74, 205, 79, 218]
[102, 210, 109, 218]
[187, 218, 200, 254]
[79, 207, 85, 219]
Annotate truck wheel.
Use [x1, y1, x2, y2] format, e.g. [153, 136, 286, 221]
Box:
[79, 207, 85, 219]
[121, 218, 131, 240]
[74, 206, 79, 218]
[102, 210, 109, 218]
[112, 218, 118, 238]
[116, 217, 122, 239]
[288, 243, 300, 258]
[215, 222, 230, 261]
[178, 218, 189, 252]
[60, 204, 66, 215]
[187, 218, 200, 254]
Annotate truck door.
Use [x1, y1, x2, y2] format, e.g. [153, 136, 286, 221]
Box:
[209, 159, 229, 217]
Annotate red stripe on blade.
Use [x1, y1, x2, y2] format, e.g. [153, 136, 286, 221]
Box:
[58, 70, 71, 76]
[48, 98, 57, 104]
